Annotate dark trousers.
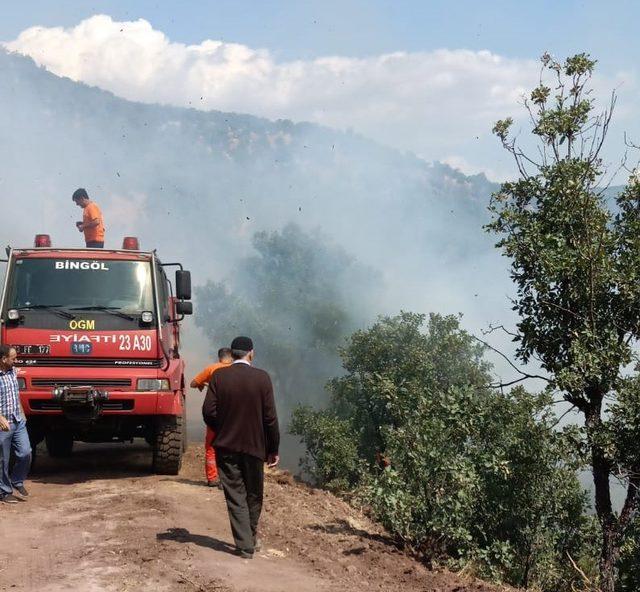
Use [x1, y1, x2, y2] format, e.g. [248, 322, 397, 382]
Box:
[85, 241, 104, 248]
[216, 450, 264, 553]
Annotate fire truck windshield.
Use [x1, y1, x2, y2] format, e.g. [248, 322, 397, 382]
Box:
[5, 259, 155, 315]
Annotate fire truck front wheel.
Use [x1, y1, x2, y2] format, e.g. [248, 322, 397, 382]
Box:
[152, 416, 183, 475]
[45, 432, 74, 458]
[181, 402, 188, 452]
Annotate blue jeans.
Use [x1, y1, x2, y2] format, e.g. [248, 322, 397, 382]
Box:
[0, 417, 32, 494]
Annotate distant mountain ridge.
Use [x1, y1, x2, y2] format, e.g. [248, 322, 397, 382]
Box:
[0, 48, 505, 327]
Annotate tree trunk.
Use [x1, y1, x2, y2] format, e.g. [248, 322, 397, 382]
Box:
[599, 525, 618, 592]
[585, 400, 619, 592]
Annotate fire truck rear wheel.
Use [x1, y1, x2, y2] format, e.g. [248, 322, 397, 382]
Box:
[45, 432, 74, 458]
[152, 416, 183, 475]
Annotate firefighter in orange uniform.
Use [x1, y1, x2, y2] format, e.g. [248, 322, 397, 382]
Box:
[190, 348, 232, 487]
[72, 188, 106, 248]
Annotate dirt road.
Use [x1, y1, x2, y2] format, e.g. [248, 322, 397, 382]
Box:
[0, 444, 506, 592]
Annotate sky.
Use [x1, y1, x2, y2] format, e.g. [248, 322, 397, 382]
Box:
[2, 1, 639, 179]
[2, 1, 639, 65]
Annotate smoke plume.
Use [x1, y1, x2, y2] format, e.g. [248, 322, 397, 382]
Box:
[0, 48, 519, 467]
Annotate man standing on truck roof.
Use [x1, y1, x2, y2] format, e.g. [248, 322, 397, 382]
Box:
[72, 188, 105, 248]
[190, 347, 233, 488]
[202, 336, 280, 559]
[0, 345, 32, 504]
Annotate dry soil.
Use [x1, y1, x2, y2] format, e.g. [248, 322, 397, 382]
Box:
[0, 443, 512, 592]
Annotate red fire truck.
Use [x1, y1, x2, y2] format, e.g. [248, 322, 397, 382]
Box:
[0, 235, 193, 474]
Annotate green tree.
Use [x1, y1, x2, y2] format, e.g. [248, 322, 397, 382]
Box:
[488, 53, 640, 591]
[195, 223, 377, 409]
[291, 312, 590, 589]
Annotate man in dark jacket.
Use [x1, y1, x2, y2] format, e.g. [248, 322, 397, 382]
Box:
[202, 336, 279, 558]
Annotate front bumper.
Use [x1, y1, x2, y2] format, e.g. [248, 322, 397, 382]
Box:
[22, 390, 180, 415]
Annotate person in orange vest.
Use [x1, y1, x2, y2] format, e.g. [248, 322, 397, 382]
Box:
[72, 188, 106, 248]
[190, 347, 232, 487]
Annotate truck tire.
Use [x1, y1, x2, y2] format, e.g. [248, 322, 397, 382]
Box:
[152, 416, 183, 475]
[181, 400, 188, 453]
[45, 432, 74, 458]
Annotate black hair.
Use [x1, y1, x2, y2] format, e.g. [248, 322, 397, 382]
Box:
[72, 187, 89, 202]
[218, 347, 232, 360]
[231, 349, 249, 360]
[0, 344, 15, 358]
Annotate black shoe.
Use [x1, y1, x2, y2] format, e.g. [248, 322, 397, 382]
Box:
[236, 549, 254, 559]
[14, 485, 28, 497]
[1, 493, 22, 504]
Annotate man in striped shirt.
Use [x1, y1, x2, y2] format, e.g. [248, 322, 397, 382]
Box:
[0, 345, 32, 504]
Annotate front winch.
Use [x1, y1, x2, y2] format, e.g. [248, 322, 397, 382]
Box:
[52, 385, 109, 422]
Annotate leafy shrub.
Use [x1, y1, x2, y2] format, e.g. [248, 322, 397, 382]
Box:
[289, 406, 362, 491]
[291, 312, 594, 590]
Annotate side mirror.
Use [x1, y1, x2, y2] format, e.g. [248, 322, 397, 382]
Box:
[175, 270, 191, 300]
[175, 301, 193, 316]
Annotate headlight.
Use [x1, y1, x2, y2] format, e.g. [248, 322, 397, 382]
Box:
[137, 378, 170, 391]
[17, 378, 26, 390]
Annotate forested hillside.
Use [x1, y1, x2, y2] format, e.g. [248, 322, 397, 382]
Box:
[0, 48, 501, 297]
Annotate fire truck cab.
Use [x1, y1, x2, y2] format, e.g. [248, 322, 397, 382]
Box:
[0, 235, 193, 474]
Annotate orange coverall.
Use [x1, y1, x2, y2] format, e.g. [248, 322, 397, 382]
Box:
[191, 361, 231, 482]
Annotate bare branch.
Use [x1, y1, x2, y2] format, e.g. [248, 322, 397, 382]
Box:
[482, 323, 520, 339]
[567, 552, 594, 588]
[588, 91, 617, 167]
[624, 131, 640, 151]
[548, 404, 578, 430]
[472, 334, 551, 383]
[595, 150, 629, 197]
[515, 147, 542, 169]
[488, 376, 534, 389]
